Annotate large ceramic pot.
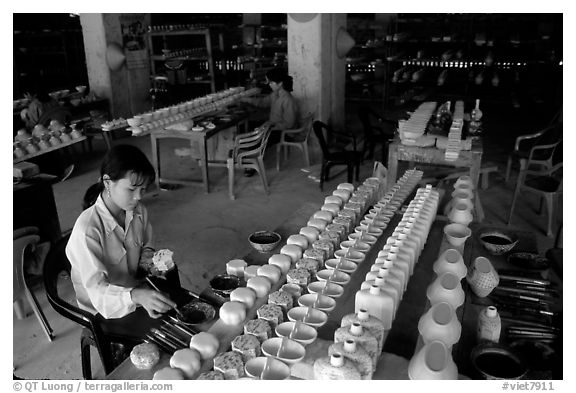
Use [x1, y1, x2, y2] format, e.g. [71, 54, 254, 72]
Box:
[426, 272, 465, 309]
[467, 256, 499, 297]
[418, 302, 462, 348]
[433, 248, 467, 279]
[408, 340, 458, 380]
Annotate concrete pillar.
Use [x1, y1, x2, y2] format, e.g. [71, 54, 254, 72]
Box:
[80, 13, 151, 118]
[287, 13, 349, 161]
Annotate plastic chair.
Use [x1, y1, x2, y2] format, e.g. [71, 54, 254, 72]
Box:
[276, 113, 314, 171]
[209, 124, 272, 200]
[507, 140, 562, 237]
[13, 227, 53, 341]
[504, 122, 562, 183]
[43, 235, 119, 379]
[357, 106, 397, 164]
[312, 120, 362, 191]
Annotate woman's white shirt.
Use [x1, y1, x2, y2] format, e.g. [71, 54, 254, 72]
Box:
[65, 194, 154, 319]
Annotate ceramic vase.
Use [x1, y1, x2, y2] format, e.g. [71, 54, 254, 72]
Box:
[477, 306, 501, 343]
[467, 257, 499, 297]
[433, 249, 467, 279]
[426, 272, 465, 309]
[328, 339, 374, 380]
[334, 322, 379, 368]
[443, 223, 472, 248]
[354, 285, 395, 331]
[408, 340, 458, 380]
[341, 308, 386, 354]
[418, 302, 462, 348]
[448, 203, 474, 226]
[313, 353, 361, 380]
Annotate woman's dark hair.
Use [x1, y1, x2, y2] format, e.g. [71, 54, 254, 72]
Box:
[266, 68, 294, 92]
[82, 144, 155, 210]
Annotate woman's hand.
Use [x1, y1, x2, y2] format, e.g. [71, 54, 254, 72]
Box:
[130, 287, 177, 318]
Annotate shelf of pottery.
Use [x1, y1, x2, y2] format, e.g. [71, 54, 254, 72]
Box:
[13, 121, 86, 163]
[135, 168, 453, 380]
[100, 87, 260, 137]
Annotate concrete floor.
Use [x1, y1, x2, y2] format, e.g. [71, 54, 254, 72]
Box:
[12, 102, 561, 379]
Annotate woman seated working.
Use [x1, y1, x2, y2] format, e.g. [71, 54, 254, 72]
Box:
[242, 67, 299, 130]
[66, 144, 179, 320]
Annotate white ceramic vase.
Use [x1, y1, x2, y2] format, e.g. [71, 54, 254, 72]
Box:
[443, 223, 472, 248]
[433, 248, 467, 279]
[467, 256, 500, 297]
[418, 302, 462, 348]
[426, 272, 465, 309]
[408, 340, 458, 380]
[454, 175, 474, 190]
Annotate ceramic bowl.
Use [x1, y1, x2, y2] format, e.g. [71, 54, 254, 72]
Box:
[248, 231, 281, 253]
[324, 258, 357, 274]
[470, 343, 527, 380]
[297, 293, 336, 313]
[347, 232, 377, 245]
[261, 337, 306, 365]
[244, 357, 290, 380]
[316, 269, 351, 286]
[334, 249, 366, 264]
[275, 321, 318, 346]
[307, 281, 344, 298]
[127, 117, 142, 127]
[209, 274, 240, 297]
[355, 224, 384, 237]
[177, 299, 216, 326]
[478, 230, 518, 255]
[339, 239, 370, 254]
[287, 306, 328, 328]
[443, 223, 472, 247]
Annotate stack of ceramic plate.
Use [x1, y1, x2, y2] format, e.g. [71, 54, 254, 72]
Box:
[445, 101, 464, 161]
[399, 102, 437, 144]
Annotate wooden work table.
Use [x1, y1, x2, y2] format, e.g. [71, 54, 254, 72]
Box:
[107, 188, 561, 380]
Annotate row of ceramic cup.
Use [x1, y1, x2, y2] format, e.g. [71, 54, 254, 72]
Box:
[311, 171, 428, 380]
[445, 175, 476, 226]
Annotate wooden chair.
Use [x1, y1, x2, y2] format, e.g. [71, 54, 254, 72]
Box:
[43, 235, 129, 379]
[276, 113, 314, 171]
[357, 106, 397, 164]
[209, 124, 272, 200]
[13, 227, 53, 341]
[507, 140, 562, 237]
[505, 122, 562, 183]
[312, 120, 363, 191]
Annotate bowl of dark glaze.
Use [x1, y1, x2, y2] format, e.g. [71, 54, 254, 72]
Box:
[248, 231, 281, 253]
[209, 274, 240, 297]
[479, 230, 519, 255]
[177, 299, 216, 326]
[471, 343, 528, 380]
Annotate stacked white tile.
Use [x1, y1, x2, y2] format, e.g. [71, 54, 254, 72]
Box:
[445, 101, 465, 162]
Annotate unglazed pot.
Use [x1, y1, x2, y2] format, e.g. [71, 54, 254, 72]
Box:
[443, 223, 472, 247]
[448, 203, 474, 226]
[408, 340, 458, 380]
[467, 256, 499, 297]
[418, 302, 462, 348]
[426, 271, 465, 309]
[433, 248, 467, 279]
[454, 175, 474, 190]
